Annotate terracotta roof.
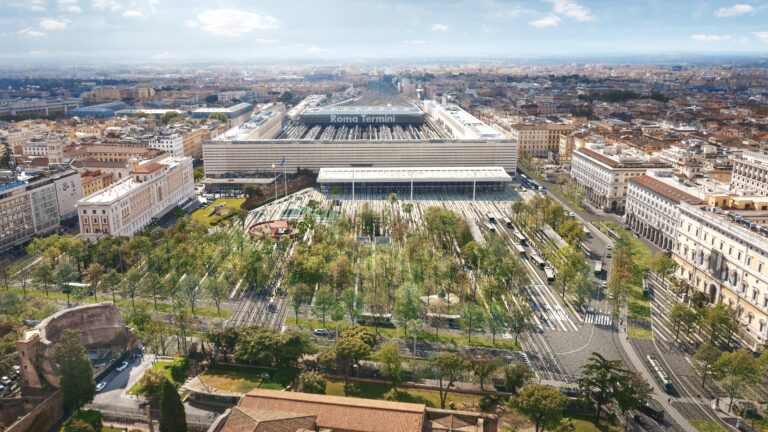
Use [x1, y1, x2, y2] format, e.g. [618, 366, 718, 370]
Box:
[131, 162, 163, 174]
[221, 407, 316, 432]
[576, 148, 669, 169]
[628, 175, 703, 205]
[238, 388, 426, 432]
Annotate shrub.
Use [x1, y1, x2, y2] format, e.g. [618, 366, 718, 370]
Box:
[169, 357, 189, 384]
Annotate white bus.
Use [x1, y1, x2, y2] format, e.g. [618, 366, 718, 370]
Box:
[513, 231, 527, 245]
[594, 260, 603, 276]
[531, 254, 546, 269]
[502, 216, 513, 228]
[583, 226, 592, 238]
[544, 266, 556, 282]
[484, 223, 497, 233]
[486, 212, 497, 223]
[513, 243, 526, 257]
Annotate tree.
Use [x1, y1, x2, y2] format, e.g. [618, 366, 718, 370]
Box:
[516, 384, 568, 432]
[375, 341, 403, 390]
[121, 268, 143, 312]
[101, 269, 122, 305]
[159, 379, 187, 432]
[32, 262, 55, 297]
[554, 246, 590, 299]
[207, 327, 239, 361]
[715, 348, 762, 411]
[160, 111, 183, 125]
[297, 371, 327, 394]
[66, 419, 96, 432]
[669, 303, 695, 343]
[388, 192, 398, 205]
[0, 261, 10, 290]
[472, 354, 499, 391]
[578, 352, 640, 420]
[651, 252, 678, 282]
[144, 318, 173, 357]
[279, 90, 294, 104]
[313, 286, 336, 328]
[394, 284, 420, 335]
[193, 167, 204, 183]
[335, 327, 374, 375]
[291, 284, 311, 326]
[342, 288, 362, 324]
[693, 343, 722, 388]
[430, 352, 469, 409]
[205, 277, 228, 316]
[57, 261, 77, 307]
[460, 302, 485, 343]
[82, 263, 104, 302]
[503, 361, 534, 394]
[703, 304, 740, 347]
[508, 303, 533, 346]
[179, 274, 201, 318]
[486, 301, 509, 345]
[614, 372, 652, 414]
[56, 330, 96, 412]
[16, 265, 31, 300]
[136, 368, 168, 403]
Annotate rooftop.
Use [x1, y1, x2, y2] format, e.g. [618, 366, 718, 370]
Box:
[576, 147, 670, 169]
[78, 157, 188, 205]
[628, 175, 704, 204]
[317, 166, 513, 183]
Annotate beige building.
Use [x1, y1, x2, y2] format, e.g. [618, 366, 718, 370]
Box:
[625, 173, 703, 251]
[76, 156, 194, 241]
[731, 151, 768, 195]
[570, 144, 670, 213]
[80, 169, 115, 198]
[508, 123, 574, 158]
[674, 203, 768, 350]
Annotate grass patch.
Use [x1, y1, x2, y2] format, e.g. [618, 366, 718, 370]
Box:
[127, 360, 173, 395]
[199, 365, 271, 394]
[566, 412, 622, 432]
[627, 326, 653, 340]
[324, 380, 476, 409]
[690, 419, 726, 432]
[191, 198, 245, 226]
[294, 318, 520, 351]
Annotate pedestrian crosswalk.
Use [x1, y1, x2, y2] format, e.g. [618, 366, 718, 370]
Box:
[584, 312, 612, 326]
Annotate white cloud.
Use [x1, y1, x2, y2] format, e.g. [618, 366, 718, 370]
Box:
[39, 18, 70, 30]
[11, 1, 46, 12]
[430, 23, 449, 32]
[186, 9, 279, 36]
[753, 31, 768, 42]
[715, 4, 755, 17]
[58, 0, 81, 13]
[691, 34, 732, 41]
[544, 0, 594, 21]
[91, 0, 122, 13]
[403, 39, 432, 45]
[530, 15, 561, 27]
[18, 28, 46, 38]
[122, 9, 141, 17]
[495, 6, 535, 18]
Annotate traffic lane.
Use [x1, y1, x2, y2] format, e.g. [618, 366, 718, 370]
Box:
[94, 355, 155, 407]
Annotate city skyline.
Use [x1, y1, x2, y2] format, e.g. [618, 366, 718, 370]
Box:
[3, 0, 768, 62]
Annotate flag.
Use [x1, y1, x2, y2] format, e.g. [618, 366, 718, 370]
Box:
[271, 161, 276, 170]
[280, 157, 286, 167]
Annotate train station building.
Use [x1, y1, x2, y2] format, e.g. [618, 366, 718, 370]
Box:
[316, 166, 512, 199]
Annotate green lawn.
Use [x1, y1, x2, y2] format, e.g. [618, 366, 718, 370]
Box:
[324, 380, 477, 409]
[690, 420, 726, 432]
[594, 221, 654, 340]
[198, 365, 284, 394]
[294, 318, 520, 351]
[127, 360, 173, 395]
[566, 413, 622, 432]
[191, 198, 245, 226]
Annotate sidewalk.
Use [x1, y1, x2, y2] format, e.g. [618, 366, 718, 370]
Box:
[617, 304, 697, 432]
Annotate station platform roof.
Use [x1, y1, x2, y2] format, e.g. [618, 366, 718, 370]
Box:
[317, 166, 512, 183]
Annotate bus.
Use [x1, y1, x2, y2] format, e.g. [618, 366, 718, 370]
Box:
[594, 261, 603, 276]
[486, 212, 497, 223]
[356, 313, 395, 328]
[544, 266, 556, 283]
[484, 223, 497, 233]
[62, 282, 94, 296]
[646, 355, 674, 394]
[531, 254, 546, 269]
[513, 243, 526, 257]
[502, 216, 513, 228]
[513, 231, 527, 245]
[583, 226, 592, 238]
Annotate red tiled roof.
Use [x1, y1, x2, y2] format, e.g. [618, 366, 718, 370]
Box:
[628, 175, 703, 205]
[238, 388, 426, 432]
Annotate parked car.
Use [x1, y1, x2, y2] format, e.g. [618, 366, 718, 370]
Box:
[313, 328, 328, 337]
[96, 381, 108, 392]
[0, 376, 10, 385]
[116, 361, 129, 372]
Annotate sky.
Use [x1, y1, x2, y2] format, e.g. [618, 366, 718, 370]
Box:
[2, 0, 768, 62]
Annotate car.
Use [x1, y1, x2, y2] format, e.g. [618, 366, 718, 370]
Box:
[0, 376, 10, 385]
[313, 328, 328, 336]
[115, 361, 129, 372]
[606, 245, 613, 251]
[12, 365, 20, 373]
[606, 251, 612, 258]
[96, 381, 108, 392]
[601, 281, 608, 289]
[0, 384, 5, 394]
[607, 292, 614, 300]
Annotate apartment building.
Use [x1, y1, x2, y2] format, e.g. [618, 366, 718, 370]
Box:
[625, 172, 703, 251]
[80, 169, 115, 197]
[0, 170, 83, 252]
[76, 156, 194, 241]
[556, 131, 591, 164]
[508, 123, 574, 158]
[674, 203, 768, 351]
[4, 123, 48, 155]
[148, 133, 184, 157]
[570, 144, 670, 213]
[731, 151, 768, 195]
